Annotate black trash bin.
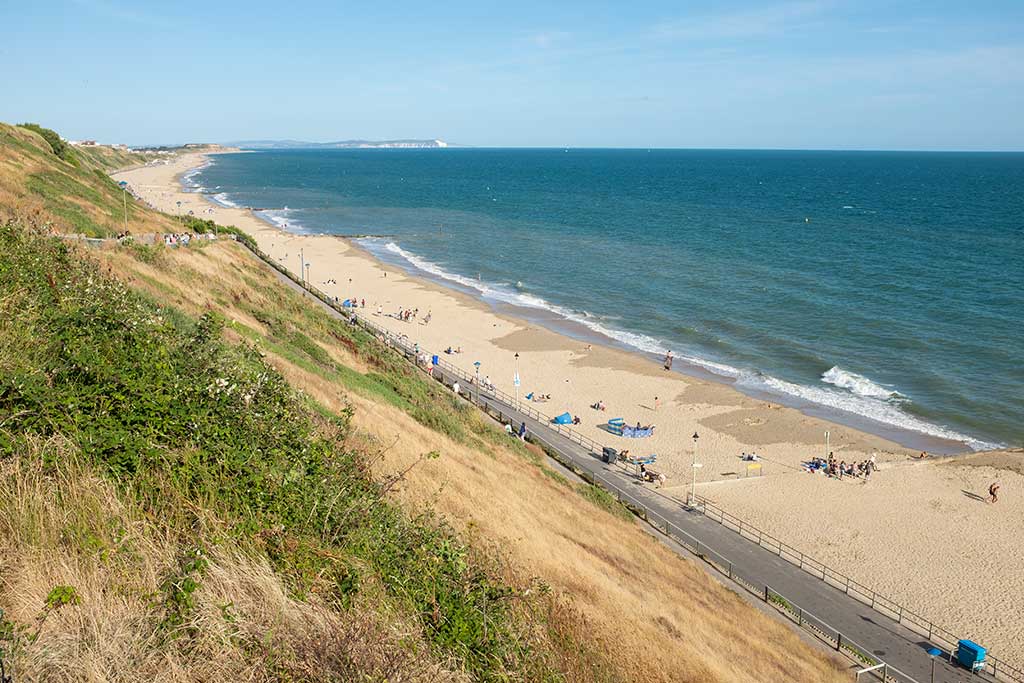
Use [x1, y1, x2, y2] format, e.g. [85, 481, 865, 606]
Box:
[602, 446, 617, 464]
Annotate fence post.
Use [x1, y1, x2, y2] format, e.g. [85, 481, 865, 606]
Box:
[836, 632, 842, 652]
[763, 585, 769, 603]
[798, 608, 803, 626]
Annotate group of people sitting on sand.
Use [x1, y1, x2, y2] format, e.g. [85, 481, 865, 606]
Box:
[443, 346, 463, 354]
[805, 453, 876, 480]
[590, 400, 607, 411]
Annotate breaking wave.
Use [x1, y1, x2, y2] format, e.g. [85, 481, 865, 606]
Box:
[359, 239, 999, 452]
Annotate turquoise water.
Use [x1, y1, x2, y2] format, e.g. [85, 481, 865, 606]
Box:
[190, 149, 1024, 451]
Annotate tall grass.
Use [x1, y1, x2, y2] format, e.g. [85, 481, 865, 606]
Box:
[0, 220, 592, 682]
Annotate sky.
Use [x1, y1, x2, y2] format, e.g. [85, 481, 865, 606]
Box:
[2, 0, 1023, 150]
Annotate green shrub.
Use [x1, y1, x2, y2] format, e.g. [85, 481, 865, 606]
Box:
[18, 123, 78, 165]
[0, 220, 567, 680]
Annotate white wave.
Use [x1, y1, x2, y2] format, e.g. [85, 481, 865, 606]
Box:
[180, 161, 212, 192]
[211, 192, 241, 208]
[822, 366, 902, 401]
[361, 239, 1001, 452]
[368, 240, 742, 377]
[738, 372, 999, 451]
[258, 208, 308, 233]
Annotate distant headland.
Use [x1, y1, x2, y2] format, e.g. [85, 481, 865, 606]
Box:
[229, 138, 453, 149]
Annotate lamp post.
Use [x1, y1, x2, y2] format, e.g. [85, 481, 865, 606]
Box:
[825, 430, 830, 459]
[514, 353, 520, 408]
[474, 361, 481, 404]
[690, 432, 700, 507]
[927, 647, 942, 683]
[299, 249, 305, 285]
[304, 262, 310, 288]
[118, 181, 129, 233]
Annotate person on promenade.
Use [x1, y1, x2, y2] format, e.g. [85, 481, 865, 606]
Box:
[663, 351, 673, 371]
[518, 422, 527, 440]
[452, 381, 460, 396]
[989, 482, 1000, 504]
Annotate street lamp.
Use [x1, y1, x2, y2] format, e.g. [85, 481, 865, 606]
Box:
[514, 353, 520, 408]
[118, 181, 129, 233]
[304, 262, 310, 288]
[690, 432, 700, 507]
[473, 361, 481, 403]
[299, 248, 305, 284]
[825, 430, 831, 459]
[927, 647, 942, 683]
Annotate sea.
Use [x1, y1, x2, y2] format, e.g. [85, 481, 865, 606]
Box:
[186, 148, 1024, 452]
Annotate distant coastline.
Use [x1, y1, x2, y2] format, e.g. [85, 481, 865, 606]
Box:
[230, 138, 453, 149]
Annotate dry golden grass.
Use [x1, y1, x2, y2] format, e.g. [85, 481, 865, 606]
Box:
[0, 122, 180, 236]
[0, 436, 465, 683]
[89, 239, 851, 683]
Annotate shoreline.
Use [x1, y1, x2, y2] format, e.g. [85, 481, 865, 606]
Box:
[112, 151, 1024, 665]
[201, 152, 986, 454]
[136, 151, 972, 459]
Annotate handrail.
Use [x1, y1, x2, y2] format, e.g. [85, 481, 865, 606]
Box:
[226, 233, 1021, 683]
[688, 493, 1021, 682]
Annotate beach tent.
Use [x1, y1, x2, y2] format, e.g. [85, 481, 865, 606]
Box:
[552, 412, 573, 425]
[342, 299, 352, 307]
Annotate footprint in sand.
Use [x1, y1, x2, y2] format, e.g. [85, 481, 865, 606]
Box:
[743, 417, 767, 427]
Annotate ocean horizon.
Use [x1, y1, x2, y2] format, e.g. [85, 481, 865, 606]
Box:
[188, 148, 1024, 452]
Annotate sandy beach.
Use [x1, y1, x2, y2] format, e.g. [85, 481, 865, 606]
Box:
[113, 152, 1024, 666]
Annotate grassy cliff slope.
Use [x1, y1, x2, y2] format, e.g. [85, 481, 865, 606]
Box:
[0, 122, 178, 237]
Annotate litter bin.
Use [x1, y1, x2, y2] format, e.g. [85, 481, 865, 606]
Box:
[956, 640, 986, 672]
[602, 446, 617, 464]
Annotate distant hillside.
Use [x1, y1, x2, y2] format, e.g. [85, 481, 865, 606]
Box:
[232, 138, 453, 149]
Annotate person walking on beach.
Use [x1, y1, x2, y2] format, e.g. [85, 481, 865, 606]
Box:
[654, 396, 660, 411]
[663, 351, 673, 371]
[988, 482, 1000, 504]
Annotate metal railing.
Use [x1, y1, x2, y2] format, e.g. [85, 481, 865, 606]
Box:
[228, 234, 1020, 683]
[688, 493, 1022, 682]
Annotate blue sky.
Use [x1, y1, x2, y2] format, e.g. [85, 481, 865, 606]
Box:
[2, 1, 1023, 149]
